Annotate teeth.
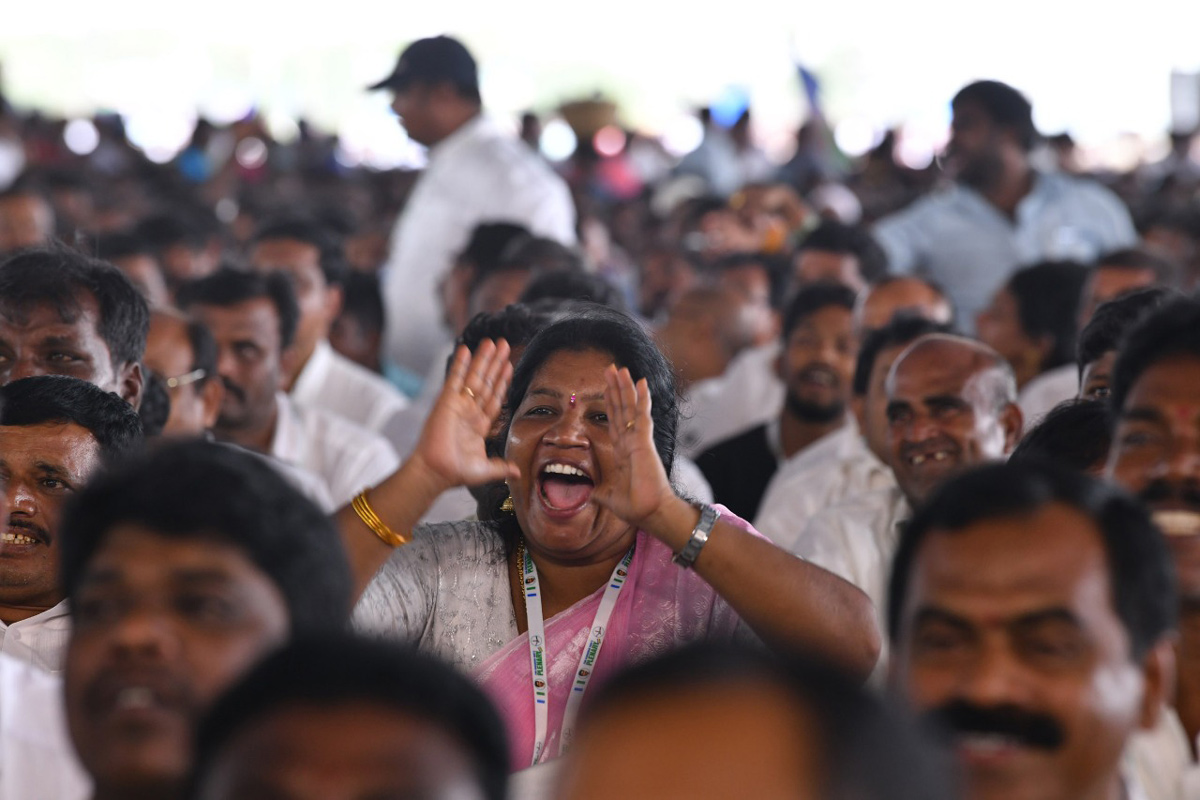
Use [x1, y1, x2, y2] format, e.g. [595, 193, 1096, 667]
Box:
[543, 463, 587, 478]
[958, 733, 1020, 753]
[0, 532, 37, 545]
[115, 687, 156, 710]
[911, 455, 926, 466]
[1153, 510, 1200, 538]
[932, 451, 948, 462]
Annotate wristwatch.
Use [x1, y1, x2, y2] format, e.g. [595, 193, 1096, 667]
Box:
[673, 504, 721, 569]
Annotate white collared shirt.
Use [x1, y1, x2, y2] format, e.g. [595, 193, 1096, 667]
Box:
[1126, 706, 1200, 800]
[0, 653, 90, 800]
[677, 342, 784, 460]
[754, 425, 896, 546]
[1018, 363, 1080, 426]
[291, 340, 412, 451]
[0, 601, 70, 673]
[269, 393, 401, 508]
[381, 115, 576, 374]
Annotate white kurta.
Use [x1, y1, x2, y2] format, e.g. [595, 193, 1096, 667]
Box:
[1125, 706, 1200, 800]
[676, 342, 784, 460]
[0, 601, 70, 673]
[381, 116, 576, 375]
[0, 654, 89, 799]
[269, 393, 401, 508]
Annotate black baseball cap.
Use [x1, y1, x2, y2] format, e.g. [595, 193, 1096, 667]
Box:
[368, 35, 479, 95]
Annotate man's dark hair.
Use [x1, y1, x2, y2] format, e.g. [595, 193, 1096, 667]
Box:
[577, 642, 954, 800]
[251, 216, 348, 287]
[190, 636, 509, 800]
[185, 318, 219, 387]
[135, 213, 209, 252]
[498, 235, 583, 275]
[796, 221, 889, 283]
[852, 318, 952, 397]
[518, 271, 628, 313]
[90, 230, 154, 262]
[137, 372, 171, 438]
[1093, 247, 1177, 285]
[0, 244, 150, 366]
[0, 375, 143, 464]
[1006, 261, 1089, 372]
[1110, 294, 1200, 416]
[952, 80, 1037, 151]
[781, 282, 857, 341]
[60, 440, 351, 633]
[459, 223, 531, 272]
[1009, 400, 1112, 473]
[338, 272, 385, 336]
[456, 304, 559, 358]
[1077, 287, 1178, 379]
[888, 461, 1177, 660]
[177, 268, 300, 351]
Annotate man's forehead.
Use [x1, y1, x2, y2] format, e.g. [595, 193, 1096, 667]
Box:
[0, 294, 98, 332]
[193, 299, 279, 330]
[1121, 355, 1200, 421]
[83, 524, 263, 581]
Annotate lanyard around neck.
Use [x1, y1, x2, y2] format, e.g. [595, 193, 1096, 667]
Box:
[520, 540, 635, 766]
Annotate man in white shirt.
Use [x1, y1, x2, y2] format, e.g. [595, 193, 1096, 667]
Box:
[178, 269, 400, 507]
[1106, 297, 1200, 799]
[0, 376, 142, 672]
[789, 335, 1022, 643]
[247, 218, 412, 449]
[370, 35, 575, 375]
[754, 317, 950, 543]
[874, 80, 1136, 332]
[888, 462, 1175, 800]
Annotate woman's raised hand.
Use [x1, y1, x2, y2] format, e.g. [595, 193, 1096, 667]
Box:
[410, 339, 520, 491]
[591, 364, 678, 527]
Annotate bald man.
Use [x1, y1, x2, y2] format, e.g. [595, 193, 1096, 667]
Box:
[786, 335, 1022, 673]
[853, 276, 955, 337]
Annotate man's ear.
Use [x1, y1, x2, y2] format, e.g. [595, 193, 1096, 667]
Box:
[851, 395, 867, 432]
[120, 362, 145, 410]
[1136, 636, 1177, 731]
[201, 379, 225, 430]
[1001, 402, 1024, 453]
[323, 284, 345, 327]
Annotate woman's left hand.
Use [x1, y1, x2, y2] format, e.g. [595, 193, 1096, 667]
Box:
[590, 365, 680, 528]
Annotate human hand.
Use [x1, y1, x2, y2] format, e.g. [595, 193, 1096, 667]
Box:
[590, 364, 678, 528]
[410, 339, 520, 491]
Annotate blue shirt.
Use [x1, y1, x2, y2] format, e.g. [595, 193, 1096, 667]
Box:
[873, 172, 1136, 332]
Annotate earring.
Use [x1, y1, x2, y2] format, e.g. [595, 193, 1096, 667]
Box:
[500, 496, 515, 513]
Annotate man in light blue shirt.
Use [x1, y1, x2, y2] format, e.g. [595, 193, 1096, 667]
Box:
[874, 80, 1136, 332]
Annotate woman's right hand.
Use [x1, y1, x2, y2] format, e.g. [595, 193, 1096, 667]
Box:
[408, 339, 520, 492]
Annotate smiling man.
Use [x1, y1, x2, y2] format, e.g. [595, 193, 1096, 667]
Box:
[889, 462, 1176, 800]
[792, 334, 1022, 671]
[1105, 295, 1200, 799]
[0, 376, 142, 672]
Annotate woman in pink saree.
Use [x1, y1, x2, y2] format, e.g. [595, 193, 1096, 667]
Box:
[341, 306, 880, 771]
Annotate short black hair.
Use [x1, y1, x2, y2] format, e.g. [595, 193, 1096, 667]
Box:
[90, 230, 154, 262]
[708, 251, 790, 311]
[459, 223, 531, 272]
[781, 282, 857, 340]
[0, 375, 143, 464]
[576, 642, 954, 800]
[1006, 260, 1089, 372]
[185, 318, 219, 388]
[338, 272, 385, 336]
[796, 222, 889, 283]
[1077, 287, 1179, 379]
[60, 440, 351, 634]
[1093, 247, 1176, 285]
[137, 372, 171, 438]
[251, 216, 348, 287]
[888, 461, 1177, 659]
[498, 235, 583, 274]
[457, 304, 558, 355]
[507, 304, 676, 472]
[190, 636, 509, 800]
[135, 213, 209, 251]
[1110, 294, 1200, 416]
[0, 244, 150, 367]
[177, 268, 300, 351]
[518, 271, 628, 313]
[952, 80, 1037, 151]
[852, 317, 952, 396]
[1008, 399, 1112, 473]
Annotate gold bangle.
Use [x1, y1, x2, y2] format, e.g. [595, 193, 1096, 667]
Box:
[351, 489, 409, 548]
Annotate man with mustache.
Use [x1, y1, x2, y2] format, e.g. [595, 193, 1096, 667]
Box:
[696, 283, 857, 520]
[1105, 296, 1200, 799]
[791, 334, 1022, 666]
[888, 462, 1176, 800]
[177, 269, 399, 506]
[0, 376, 143, 672]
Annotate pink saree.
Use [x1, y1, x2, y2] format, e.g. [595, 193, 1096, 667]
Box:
[472, 507, 758, 771]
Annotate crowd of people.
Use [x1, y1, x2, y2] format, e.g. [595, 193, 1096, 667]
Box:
[0, 31, 1198, 800]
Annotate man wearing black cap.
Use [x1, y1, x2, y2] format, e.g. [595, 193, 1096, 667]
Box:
[369, 35, 576, 378]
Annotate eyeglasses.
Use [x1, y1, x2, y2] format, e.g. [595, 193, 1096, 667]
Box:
[160, 368, 207, 389]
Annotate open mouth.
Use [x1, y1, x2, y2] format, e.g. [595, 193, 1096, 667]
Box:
[905, 449, 955, 468]
[0, 531, 39, 546]
[1153, 510, 1200, 538]
[538, 462, 595, 514]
